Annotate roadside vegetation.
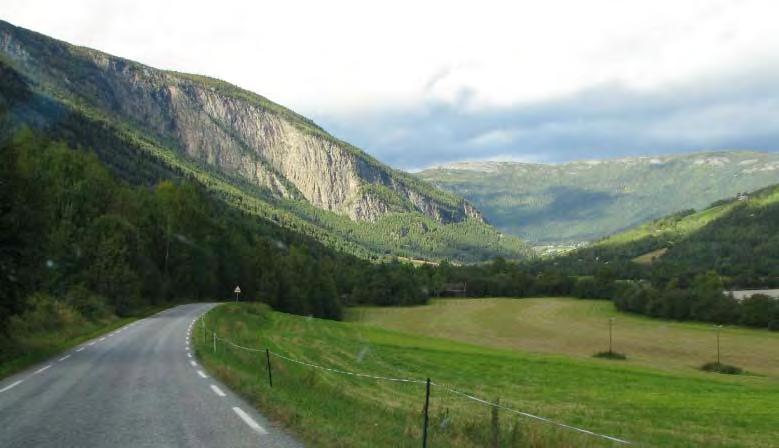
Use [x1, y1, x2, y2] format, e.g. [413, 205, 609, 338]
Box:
[195, 303, 779, 447]
[0, 302, 166, 379]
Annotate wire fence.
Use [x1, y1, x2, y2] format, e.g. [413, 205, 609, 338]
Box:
[198, 314, 634, 447]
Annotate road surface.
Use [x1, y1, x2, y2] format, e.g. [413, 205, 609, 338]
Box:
[0, 303, 301, 447]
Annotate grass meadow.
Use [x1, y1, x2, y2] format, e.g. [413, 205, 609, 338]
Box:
[194, 301, 779, 447]
[350, 297, 779, 377]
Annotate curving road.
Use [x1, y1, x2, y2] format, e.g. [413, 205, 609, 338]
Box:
[0, 303, 301, 448]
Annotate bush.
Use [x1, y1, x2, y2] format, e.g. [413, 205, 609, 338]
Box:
[593, 351, 627, 360]
[65, 285, 111, 320]
[7, 293, 85, 337]
[701, 362, 743, 375]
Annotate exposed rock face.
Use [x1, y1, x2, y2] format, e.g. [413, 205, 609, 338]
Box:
[0, 20, 482, 225]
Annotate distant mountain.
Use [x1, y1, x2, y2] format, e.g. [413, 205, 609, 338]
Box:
[417, 152, 779, 245]
[0, 20, 528, 262]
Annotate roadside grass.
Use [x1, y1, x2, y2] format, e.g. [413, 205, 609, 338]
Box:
[195, 303, 779, 447]
[0, 303, 172, 380]
[350, 298, 779, 377]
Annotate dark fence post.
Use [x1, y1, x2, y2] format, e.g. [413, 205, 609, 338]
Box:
[265, 348, 273, 388]
[491, 397, 500, 448]
[422, 377, 431, 448]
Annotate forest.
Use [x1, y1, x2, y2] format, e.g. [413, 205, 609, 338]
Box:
[0, 130, 430, 363]
[2, 128, 777, 368]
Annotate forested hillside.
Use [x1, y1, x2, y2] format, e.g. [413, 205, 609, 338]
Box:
[558, 183, 779, 286]
[0, 131, 434, 364]
[418, 154, 779, 245]
[0, 19, 528, 262]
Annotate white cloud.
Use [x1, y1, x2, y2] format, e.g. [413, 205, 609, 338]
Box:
[3, 0, 778, 114]
[3, 0, 779, 167]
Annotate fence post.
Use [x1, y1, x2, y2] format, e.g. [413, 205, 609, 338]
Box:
[491, 397, 500, 448]
[265, 348, 273, 388]
[422, 377, 431, 448]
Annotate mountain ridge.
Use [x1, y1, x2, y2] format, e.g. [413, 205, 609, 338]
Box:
[418, 150, 779, 245]
[0, 19, 526, 262]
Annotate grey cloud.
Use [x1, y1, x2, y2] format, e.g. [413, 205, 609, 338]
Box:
[311, 67, 779, 170]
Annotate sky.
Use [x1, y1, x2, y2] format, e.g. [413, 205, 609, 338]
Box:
[3, 0, 779, 170]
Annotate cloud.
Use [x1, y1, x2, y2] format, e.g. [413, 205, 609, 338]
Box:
[315, 66, 779, 169]
[3, 0, 779, 167]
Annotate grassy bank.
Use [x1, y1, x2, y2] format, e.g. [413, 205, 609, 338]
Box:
[350, 298, 779, 377]
[0, 303, 172, 379]
[194, 303, 779, 447]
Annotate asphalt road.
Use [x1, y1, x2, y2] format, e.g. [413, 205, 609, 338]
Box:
[0, 303, 302, 448]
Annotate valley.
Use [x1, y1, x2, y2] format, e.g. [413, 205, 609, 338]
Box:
[2, 12, 779, 448]
[418, 153, 779, 246]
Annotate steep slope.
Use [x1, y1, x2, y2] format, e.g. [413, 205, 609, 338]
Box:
[418, 153, 779, 245]
[0, 20, 527, 262]
[560, 183, 779, 286]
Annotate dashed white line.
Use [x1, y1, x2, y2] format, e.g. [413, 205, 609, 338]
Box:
[187, 353, 192, 358]
[232, 407, 267, 434]
[0, 380, 23, 393]
[76, 347, 85, 352]
[33, 365, 51, 375]
[210, 384, 226, 397]
[99, 337, 106, 342]
[197, 370, 207, 378]
[190, 361, 198, 367]
[87, 342, 96, 346]
[58, 355, 71, 362]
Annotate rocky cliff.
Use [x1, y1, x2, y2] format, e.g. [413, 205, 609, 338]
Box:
[0, 20, 481, 225]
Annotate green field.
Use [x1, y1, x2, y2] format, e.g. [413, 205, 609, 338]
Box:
[351, 298, 779, 377]
[194, 302, 779, 447]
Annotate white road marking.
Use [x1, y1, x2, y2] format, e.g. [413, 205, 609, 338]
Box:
[197, 370, 207, 378]
[210, 384, 226, 397]
[232, 407, 267, 434]
[187, 353, 192, 358]
[190, 361, 198, 367]
[58, 355, 71, 362]
[87, 342, 96, 346]
[76, 347, 85, 352]
[33, 365, 51, 375]
[0, 380, 23, 393]
[99, 337, 106, 342]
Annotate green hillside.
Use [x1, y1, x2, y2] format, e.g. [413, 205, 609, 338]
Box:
[577, 183, 779, 284]
[417, 154, 779, 245]
[194, 302, 779, 447]
[0, 20, 528, 262]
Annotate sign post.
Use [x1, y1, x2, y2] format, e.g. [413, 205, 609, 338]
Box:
[234, 286, 242, 303]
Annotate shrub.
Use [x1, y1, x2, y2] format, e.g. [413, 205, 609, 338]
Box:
[7, 293, 84, 337]
[701, 362, 743, 375]
[593, 351, 627, 360]
[65, 285, 111, 320]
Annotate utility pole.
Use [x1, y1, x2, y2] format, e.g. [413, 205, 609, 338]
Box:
[714, 325, 723, 365]
[608, 317, 615, 354]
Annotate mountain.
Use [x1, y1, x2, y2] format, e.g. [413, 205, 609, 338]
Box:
[417, 153, 779, 245]
[554, 183, 779, 287]
[0, 20, 528, 262]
